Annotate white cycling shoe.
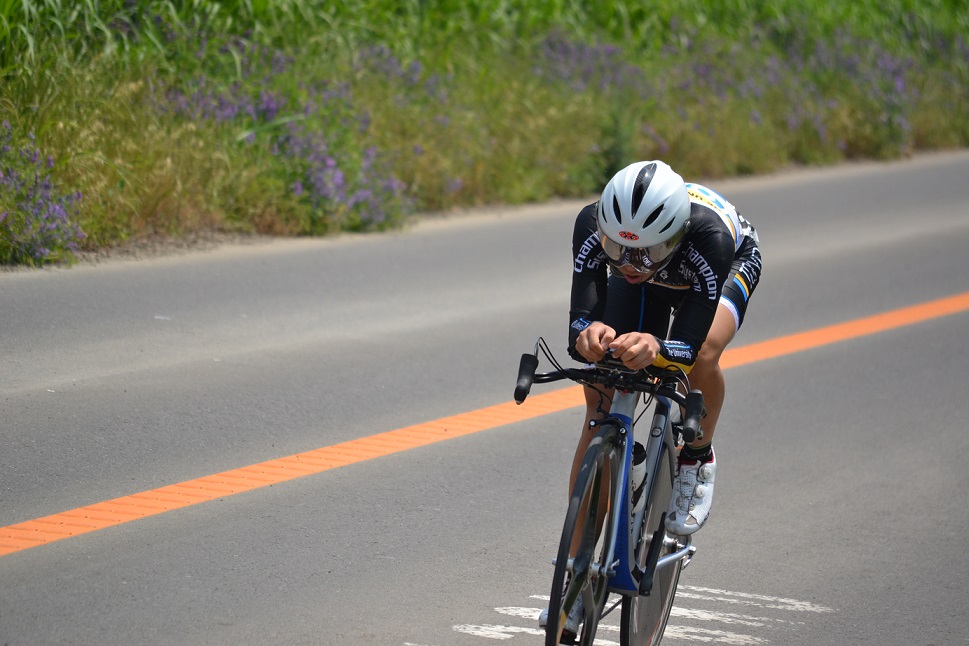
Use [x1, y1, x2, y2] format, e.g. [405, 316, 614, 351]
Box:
[665, 448, 716, 536]
[538, 595, 584, 641]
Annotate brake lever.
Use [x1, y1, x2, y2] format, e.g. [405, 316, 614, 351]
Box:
[680, 389, 705, 444]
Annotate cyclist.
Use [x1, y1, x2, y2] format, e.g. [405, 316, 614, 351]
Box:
[540, 159, 761, 636]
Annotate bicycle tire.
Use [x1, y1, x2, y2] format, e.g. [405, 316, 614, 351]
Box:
[619, 441, 679, 646]
[546, 422, 620, 646]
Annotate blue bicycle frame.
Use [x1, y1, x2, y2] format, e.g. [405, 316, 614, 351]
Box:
[599, 390, 694, 597]
[513, 342, 704, 645]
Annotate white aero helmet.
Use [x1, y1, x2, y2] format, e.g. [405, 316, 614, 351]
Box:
[596, 160, 691, 273]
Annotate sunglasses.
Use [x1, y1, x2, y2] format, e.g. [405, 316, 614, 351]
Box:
[599, 225, 686, 274]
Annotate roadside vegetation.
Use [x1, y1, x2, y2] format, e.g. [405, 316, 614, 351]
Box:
[1, 0, 967, 265]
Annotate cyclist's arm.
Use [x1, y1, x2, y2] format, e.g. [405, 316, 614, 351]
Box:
[569, 204, 608, 361]
[654, 231, 735, 373]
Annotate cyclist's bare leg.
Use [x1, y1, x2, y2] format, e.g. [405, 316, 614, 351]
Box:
[567, 384, 614, 555]
[570, 385, 613, 486]
[685, 303, 737, 447]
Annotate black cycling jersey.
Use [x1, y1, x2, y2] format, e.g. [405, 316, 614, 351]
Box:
[569, 183, 761, 373]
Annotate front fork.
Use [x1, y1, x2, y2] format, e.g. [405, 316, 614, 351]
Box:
[611, 391, 696, 596]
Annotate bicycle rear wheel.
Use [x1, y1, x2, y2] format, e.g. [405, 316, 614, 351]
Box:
[546, 423, 620, 646]
[620, 441, 679, 646]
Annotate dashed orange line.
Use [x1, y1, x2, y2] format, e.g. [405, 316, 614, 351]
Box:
[720, 291, 969, 368]
[0, 388, 583, 557]
[1, 291, 967, 557]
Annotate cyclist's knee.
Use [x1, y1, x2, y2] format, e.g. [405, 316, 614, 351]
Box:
[696, 343, 725, 370]
[695, 307, 736, 369]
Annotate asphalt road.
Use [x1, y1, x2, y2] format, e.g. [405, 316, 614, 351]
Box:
[2, 151, 968, 645]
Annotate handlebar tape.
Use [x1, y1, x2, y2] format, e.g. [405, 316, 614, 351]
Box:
[514, 353, 539, 404]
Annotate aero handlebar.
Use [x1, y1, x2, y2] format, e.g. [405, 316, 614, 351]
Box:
[514, 349, 705, 444]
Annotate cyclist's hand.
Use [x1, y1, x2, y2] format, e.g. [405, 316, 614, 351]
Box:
[609, 332, 661, 370]
[576, 322, 616, 362]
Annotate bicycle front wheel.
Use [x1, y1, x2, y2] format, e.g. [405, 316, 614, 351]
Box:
[620, 441, 679, 646]
[546, 423, 620, 646]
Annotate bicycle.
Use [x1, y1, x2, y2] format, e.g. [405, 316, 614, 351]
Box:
[514, 338, 705, 646]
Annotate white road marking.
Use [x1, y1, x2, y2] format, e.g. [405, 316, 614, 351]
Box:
[494, 607, 541, 620]
[436, 587, 837, 644]
[492, 608, 771, 644]
[677, 586, 835, 613]
[512, 600, 798, 628]
[671, 607, 797, 627]
[452, 624, 545, 640]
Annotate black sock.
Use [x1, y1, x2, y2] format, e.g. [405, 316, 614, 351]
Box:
[680, 443, 713, 463]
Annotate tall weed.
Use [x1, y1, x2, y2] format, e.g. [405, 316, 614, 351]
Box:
[0, 0, 967, 264]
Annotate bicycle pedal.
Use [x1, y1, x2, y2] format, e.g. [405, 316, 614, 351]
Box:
[680, 545, 698, 570]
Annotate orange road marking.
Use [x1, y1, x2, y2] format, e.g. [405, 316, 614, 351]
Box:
[0, 388, 584, 557]
[720, 291, 969, 369]
[2, 291, 968, 557]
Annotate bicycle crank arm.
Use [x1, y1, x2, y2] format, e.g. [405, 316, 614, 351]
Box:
[639, 536, 695, 595]
[655, 537, 696, 573]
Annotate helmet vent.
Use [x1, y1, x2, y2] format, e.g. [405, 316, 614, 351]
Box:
[641, 203, 664, 229]
[657, 216, 676, 234]
[613, 195, 623, 224]
[631, 162, 657, 214]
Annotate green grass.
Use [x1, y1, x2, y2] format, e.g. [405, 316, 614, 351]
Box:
[1, 0, 967, 264]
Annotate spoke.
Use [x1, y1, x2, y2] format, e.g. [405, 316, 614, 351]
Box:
[600, 595, 622, 620]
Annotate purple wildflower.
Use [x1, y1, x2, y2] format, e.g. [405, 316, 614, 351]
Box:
[146, 27, 412, 233]
[0, 123, 85, 264]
